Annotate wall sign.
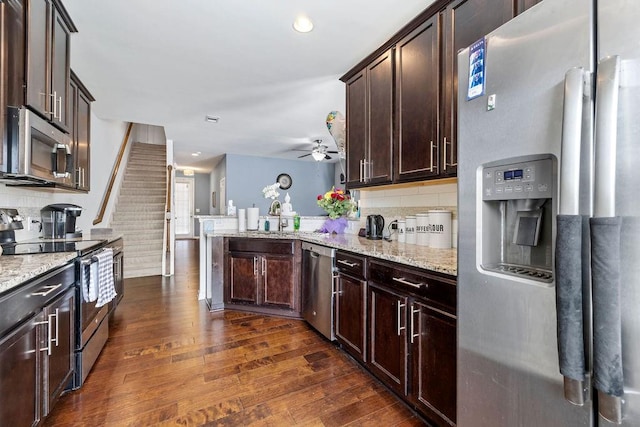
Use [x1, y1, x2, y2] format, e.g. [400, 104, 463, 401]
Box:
[467, 38, 486, 100]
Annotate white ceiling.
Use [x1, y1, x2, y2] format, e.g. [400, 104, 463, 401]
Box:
[63, 0, 434, 171]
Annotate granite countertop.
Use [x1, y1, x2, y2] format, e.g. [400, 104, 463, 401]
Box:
[0, 233, 123, 295]
[207, 231, 457, 277]
[0, 252, 77, 295]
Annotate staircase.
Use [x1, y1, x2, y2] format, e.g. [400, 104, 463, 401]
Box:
[111, 142, 167, 278]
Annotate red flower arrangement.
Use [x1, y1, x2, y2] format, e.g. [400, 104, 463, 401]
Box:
[316, 187, 354, 219]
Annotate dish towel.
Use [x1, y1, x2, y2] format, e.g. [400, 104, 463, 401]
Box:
[84, 262, 99, 303]
[94, 248, 116, 307]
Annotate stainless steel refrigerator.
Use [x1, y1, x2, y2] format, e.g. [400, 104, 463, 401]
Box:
[457, 0, 640, 425]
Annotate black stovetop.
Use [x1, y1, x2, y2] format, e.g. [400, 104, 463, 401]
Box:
[1, 239, 108, 256]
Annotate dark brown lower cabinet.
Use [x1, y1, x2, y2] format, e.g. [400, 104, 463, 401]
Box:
[409, 301, 457, 426]
[44, 288, 75, 415]
[368, 282, 407, 396]
[368, 260, 456, 427]
[0, 265, 75, 427]
[335, 272, 367, 363]
[228, 252, 258, 304]
[225, 239, 300, 315]
[0, 314, 42, 427]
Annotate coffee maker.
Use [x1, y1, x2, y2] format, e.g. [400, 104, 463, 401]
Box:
[41, 204, 83, 239]
[366, 215, 385, 240]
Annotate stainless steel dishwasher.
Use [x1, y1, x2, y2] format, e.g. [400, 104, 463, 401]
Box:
[301, 242, 336, 341]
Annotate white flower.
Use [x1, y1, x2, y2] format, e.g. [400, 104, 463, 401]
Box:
[262, 182, 281, 199]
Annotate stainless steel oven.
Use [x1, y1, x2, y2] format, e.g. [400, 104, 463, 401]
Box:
[73, 242, 115, 389]
[2, 107, 73, 186]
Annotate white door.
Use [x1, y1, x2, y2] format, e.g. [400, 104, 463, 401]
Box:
[175, 177, 194, 238]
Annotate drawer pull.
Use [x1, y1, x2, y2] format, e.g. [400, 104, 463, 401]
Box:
[31, 283, 63, 297]
[337, 259, 358, 268]
[392, 277, 425, 289]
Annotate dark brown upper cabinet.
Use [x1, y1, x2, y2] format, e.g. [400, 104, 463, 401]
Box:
[25, 0, 76, 132]
[395, 14, 441, 182]
[440, 0, 516, 177]
[69, 71, 94, 192]
[345, 49, 394, 188]
[341, 0, 527, 188]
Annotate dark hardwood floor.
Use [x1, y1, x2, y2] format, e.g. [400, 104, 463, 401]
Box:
[45, 240, 424, 426]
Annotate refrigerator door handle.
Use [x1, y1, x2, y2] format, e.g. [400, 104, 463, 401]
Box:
[593, 55, 623, 425]
[593, 56, 620, 218]
[556, 67, 590, 406]
[559, 67, 586, 216]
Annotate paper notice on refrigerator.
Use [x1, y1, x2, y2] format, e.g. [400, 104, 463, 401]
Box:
[467, 38, 486, 100]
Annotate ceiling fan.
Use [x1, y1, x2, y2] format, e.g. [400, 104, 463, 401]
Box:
[294, 139, 339, 161]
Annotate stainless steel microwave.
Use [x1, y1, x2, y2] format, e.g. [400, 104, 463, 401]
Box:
[2, 107, 74, 186]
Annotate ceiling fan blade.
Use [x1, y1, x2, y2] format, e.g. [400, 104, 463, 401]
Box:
[291, 149, 311, 152]
[327, 150, 339, 154]
[298, 153, 311, 158]
[325, 154, 332, 160]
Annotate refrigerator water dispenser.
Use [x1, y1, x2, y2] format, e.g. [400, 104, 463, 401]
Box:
[479, 154, 556, 283]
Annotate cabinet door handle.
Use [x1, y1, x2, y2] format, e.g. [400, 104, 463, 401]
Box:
[52, 91, 58, 119]
[359, 160, 364, 182]
[40, 92, 49, 113]
[392, 277, 425, 289]
[34, 318, 51, 353]
[397, 301, 406, 336]
[337, 259, 358, 268]
[410, 305, 420, 344]
[428, 141, 434, 172]
[52, 308, 59, 347]
[261, 257, 266, 276]
[444, 137, 457, 168]
[443, 137, 448, 171]
[253, 257, 258, 276]
[31, 283, 63, 297]
[57, 95, 63, 122]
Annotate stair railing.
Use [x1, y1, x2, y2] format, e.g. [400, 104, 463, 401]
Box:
[162, 159, 175, 277]
[93, 122, 134, 225]
[165, 164, 173, 252]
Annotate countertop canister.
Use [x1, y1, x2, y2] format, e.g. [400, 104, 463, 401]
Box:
[428, 209, 452, 249]
[397, 220, 406, 243]
[416, 213, 430, 246]
[405, 215, 417, 245]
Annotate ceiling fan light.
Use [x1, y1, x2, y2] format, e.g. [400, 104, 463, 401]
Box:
[311, 151, 325, 161]
[293, 15, 314, 33]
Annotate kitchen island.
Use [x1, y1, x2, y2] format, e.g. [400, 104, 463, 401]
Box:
[200, 230, 457, 304]
[205, 230, 457, 426]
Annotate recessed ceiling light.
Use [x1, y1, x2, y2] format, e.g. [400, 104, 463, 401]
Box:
[205, 115, 220, 123]
[293, 15, 313, 33]
[192, 152, 201, 157]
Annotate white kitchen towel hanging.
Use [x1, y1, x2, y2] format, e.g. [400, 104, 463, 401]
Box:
[94, 248, 116, 307]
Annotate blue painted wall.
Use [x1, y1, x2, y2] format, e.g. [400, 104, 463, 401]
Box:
[222, 154, 336, 216]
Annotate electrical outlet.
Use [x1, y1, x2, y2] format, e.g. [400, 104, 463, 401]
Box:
[391, 222, 398, 230]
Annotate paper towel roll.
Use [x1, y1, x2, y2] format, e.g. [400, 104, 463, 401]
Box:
[238, 208, 246, 232]
[247, 208, 259, 230]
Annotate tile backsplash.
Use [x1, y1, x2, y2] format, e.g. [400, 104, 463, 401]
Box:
[354, 180, 458, 247]
[0, 184, 55, 241]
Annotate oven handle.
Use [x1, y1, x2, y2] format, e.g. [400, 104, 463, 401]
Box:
[80, 257, 96, 267]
